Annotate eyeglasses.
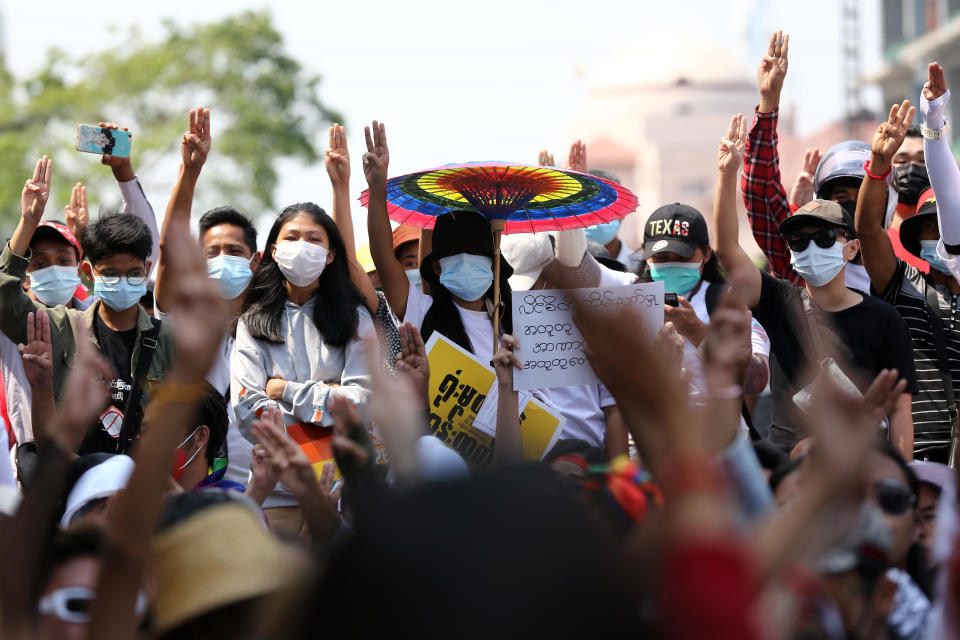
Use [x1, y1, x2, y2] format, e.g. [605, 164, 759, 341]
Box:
[93, 269, 147, 286]
[872, 479, 916, 516]
[786, 228, 838, 252]
[38, 587, 148, 624]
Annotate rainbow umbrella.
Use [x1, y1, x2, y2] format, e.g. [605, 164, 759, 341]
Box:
[359, 161, 638, 352]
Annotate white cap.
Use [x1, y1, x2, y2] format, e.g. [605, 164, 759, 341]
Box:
[61, 455, 135, 527]
[910, 460, 956, 493]
[500, 233, 556, 291]
[416, 435, 469, 481]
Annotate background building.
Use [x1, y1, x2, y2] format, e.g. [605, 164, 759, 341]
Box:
[871, 0, 960, 142]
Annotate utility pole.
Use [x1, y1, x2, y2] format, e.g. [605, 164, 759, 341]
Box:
[842, 0, 863, 137]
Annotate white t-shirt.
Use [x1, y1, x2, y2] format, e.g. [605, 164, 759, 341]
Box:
[549, 383, 617, 448]
[404, 281, 497, 365]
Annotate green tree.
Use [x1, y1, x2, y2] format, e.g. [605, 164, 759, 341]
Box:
[0, 10, 340, 235]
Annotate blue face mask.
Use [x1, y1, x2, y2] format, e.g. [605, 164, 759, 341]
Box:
[438, 254, 494, 302]
[207, 255, 254, 300]
[405, 268, 422, 291]
[585, 220, 620, 245]
[648, 261, 702, 296]
[920, 240, 951, 275]
[94, 276, 147, 312]
[29, 265, 81, 307]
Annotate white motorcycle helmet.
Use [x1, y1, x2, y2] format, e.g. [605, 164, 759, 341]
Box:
[814, 141, 899, 229]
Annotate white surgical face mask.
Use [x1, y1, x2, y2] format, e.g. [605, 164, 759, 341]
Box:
[790, 241, 848, 287]
[405, 268, 422, 291]
[28, 265, 80, 307]
[273, 241, 329, 286]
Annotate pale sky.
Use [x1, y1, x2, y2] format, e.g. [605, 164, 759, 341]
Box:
[1, 0, 883, 245]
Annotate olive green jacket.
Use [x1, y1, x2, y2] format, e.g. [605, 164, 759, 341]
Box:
[0, 242, 174, 412]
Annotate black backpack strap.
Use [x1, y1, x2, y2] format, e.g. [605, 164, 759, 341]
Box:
[923, 283, 957, 417]
[703, 281, 727, 317]
[116, 318, 162, 453]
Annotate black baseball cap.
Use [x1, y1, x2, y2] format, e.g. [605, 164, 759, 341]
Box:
[420, 210, 513, 285]
[899, 188, 937, 259]
[642, 203, 709, 259]
[779, 199, 854, 236]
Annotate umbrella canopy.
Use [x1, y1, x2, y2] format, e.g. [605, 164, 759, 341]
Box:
[359, 161, 638, 233]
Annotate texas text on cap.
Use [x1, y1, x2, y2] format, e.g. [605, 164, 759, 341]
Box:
[778, 199, 854, 237]
[33, 221, 82, 259]
[642, 203, 709, 259]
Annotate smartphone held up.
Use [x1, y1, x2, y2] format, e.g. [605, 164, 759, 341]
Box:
[76, 124, 132, 158]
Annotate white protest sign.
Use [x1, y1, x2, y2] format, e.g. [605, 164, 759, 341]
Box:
[512, 282, 664, 391]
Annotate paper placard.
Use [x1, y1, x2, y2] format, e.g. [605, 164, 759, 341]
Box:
[512, 282, 664, 390]
[424, 332, 564, 468]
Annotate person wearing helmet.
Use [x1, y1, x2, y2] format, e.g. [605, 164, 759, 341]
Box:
[855, 64, 960, 464]
[742, 30, 892, 293]
[715, 112, 917, 459]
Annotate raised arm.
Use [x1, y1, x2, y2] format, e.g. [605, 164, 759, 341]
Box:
[326, 123, 379, 312]
[855, 102, 916, 293]
[787, 148, 822, 209]
[98, 122, 160, 266]
[742, 31, 800, 283]
[363, 121, 410, 318]
[714, 114, 762, 308]
[920, 63, 960, 253]
[154, 107, 211, 313]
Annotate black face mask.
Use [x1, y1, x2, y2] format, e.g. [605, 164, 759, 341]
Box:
[894, 163, 930, 205]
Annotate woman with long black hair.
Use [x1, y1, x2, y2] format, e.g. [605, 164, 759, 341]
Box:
[363, 121, 513, 365]
[231, 202, 374, 530]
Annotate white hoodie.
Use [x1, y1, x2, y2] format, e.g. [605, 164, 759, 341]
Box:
[231, 299, 375, 506]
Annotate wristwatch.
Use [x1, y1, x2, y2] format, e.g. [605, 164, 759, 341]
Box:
[921, 120, 949, 140]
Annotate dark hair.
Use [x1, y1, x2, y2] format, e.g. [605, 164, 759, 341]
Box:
[192, 385, 228, 468]
[905, 124, 922, 139]
[80, 213, 153, 265]
[753, 440, 788, 472]
[769, 455, 805, 494]
[199, 206, 258, 255]
[241, 203, 365, 346]
[420, 267, 513, 354]
[545, 438, 609, 465]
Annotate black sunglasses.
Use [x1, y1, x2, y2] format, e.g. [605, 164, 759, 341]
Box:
[873, 479, 916, 516]
[786, 228, 839, 252]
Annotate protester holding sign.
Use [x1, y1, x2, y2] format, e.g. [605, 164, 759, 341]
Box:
[714, 112, 917, 458]
[363, 121, 513, 367]
[231, 201, 375, 532]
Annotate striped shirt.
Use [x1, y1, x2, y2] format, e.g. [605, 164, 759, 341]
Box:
[879, 260, 960, 439]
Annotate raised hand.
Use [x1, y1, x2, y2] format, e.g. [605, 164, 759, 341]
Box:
[21, 156, 52, 227]
[717, 113, 746, 174]
[325, 123, 350, 188]
[789, 148, 822, 208]
[395, 322, 429, 406]
[923, 62, 948, 102]
[18, 309, 53, 390]
[758, 30, 789, 112]
[872, 101, 917, 163]
[537, 150, 555, 167]
[566, 140, 586, 173]
[664, 296, 708, 346]
[362, 120, 390, 187]
[181, 107, 212, 174]
[64, 182, 89, 238]
[252, 407, 318, 497]
[653, 321, 685, 376]
[98, 122, 135, 182]
[492, 334, 523, 388]
[245, 444, 279, 505]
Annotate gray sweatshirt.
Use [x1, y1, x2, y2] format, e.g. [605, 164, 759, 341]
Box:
[231, 299, 375, 506]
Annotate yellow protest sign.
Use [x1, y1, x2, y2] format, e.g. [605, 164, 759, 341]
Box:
[425, 333, 565, 469]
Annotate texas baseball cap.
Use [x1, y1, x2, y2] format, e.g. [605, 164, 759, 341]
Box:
[778, 199, 854, 237]
[642, 203, 709, 259]
[32, 221, 82, 259]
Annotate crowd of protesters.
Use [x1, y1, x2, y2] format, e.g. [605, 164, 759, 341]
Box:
[0, 30, 957, 639]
